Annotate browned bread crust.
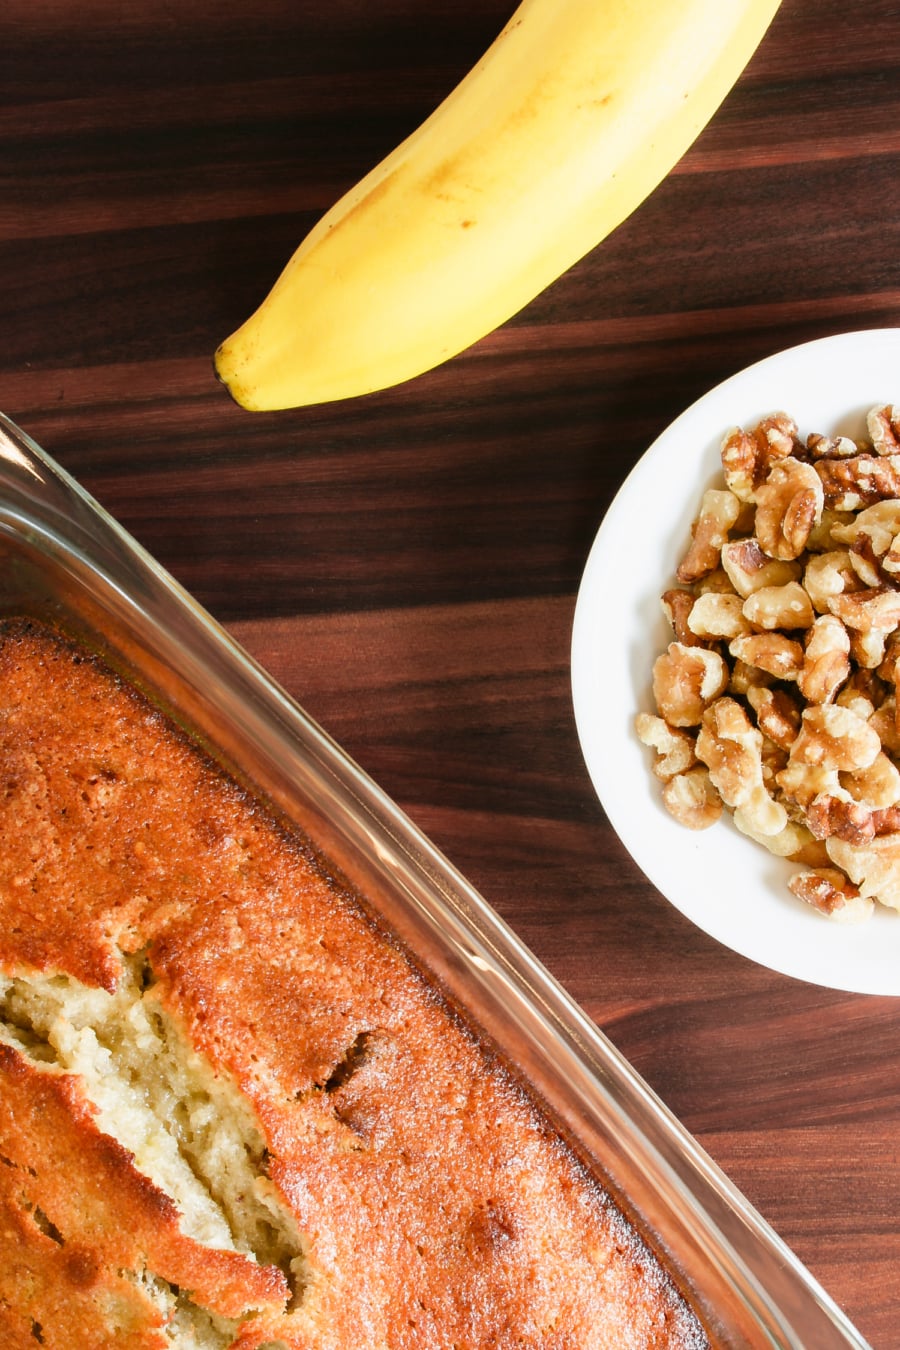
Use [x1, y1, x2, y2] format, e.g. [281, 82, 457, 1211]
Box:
[0, 620, 707, 1349]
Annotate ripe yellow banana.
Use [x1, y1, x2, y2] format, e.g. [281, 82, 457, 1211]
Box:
[215, 0, 781, 411]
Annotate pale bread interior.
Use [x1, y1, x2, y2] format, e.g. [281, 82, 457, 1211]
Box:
[0, 951, 305, 1348]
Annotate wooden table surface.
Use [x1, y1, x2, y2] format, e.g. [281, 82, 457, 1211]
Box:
[2, 1, 899, 1345]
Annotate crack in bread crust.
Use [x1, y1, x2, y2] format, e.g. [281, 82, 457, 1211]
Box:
[0, 951, 309, 1344]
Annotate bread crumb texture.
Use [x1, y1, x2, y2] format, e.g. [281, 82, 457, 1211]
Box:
[0, 621, 708, 1349]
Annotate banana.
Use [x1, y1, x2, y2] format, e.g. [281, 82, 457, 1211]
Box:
[215, 0, 781, 411]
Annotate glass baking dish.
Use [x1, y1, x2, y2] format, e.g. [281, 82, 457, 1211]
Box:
[0, 410, 870, 1350]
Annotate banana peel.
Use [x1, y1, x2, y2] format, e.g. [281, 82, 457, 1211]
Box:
[215, 0, 782, 411]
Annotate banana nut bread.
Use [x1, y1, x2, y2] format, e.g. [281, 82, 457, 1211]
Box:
[0, 619, 708, 1349]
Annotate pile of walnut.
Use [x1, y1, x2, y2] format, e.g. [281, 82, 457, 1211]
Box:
[637, 404, 900, 924]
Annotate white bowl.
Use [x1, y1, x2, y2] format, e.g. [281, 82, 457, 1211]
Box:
[571, 328, 900, 995]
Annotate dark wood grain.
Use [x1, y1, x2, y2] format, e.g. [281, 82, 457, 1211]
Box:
[2, 0, 900, 1344]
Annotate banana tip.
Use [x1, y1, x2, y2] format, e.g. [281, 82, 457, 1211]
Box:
[213, 346, 253, 411]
